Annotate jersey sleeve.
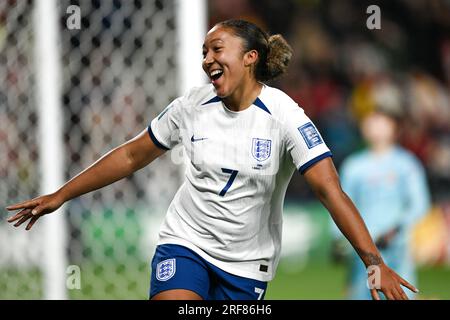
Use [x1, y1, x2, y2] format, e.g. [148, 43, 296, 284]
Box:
[147, 97, 184, 150]
[283, 107, 332, 174]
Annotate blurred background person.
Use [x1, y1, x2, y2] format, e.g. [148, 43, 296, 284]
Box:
[332, 92, 431, 299]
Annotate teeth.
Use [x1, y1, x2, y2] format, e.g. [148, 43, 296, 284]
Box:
[210, 70, 223, 77]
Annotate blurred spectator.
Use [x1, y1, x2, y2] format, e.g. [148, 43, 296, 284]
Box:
[208, 0, 266, 30]
[412, 203, 449, 266]
[333, 106, 431, 299]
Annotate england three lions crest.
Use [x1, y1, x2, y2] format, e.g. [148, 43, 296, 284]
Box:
[156, 258, 176, 281]
[252, 138, 272, 162]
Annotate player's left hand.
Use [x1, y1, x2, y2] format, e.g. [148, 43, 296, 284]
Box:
[370, 263, 418, 300]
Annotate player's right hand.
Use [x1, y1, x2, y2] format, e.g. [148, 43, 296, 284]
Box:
[5, 192, 65, 231]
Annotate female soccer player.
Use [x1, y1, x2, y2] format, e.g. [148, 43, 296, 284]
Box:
[335, 107, 430, 299]
[6, 20, 418, 300]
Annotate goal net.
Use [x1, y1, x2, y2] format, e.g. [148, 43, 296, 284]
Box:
[1, 0, 206, 299]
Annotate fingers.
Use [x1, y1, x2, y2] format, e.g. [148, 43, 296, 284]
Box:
[25, 215, 40, 231]
[6, 199, 38, 211]
[399, 276, 419, 294]
[371, 266, 417, 300]
[397, 287, 409, 300]
[6, 195, 58, 231]
[384, 290, 394, 300]
[371, 289, 381, 300]
[388, 287, 407, 300]
[381, 284, 411, 300]
[13, 212, 33, 228]
[7, 207, 43, 230]
[387, 287, 409, 300]
[372, 289, 408, 301]
[29, 205, 46, 217]
[7, 208, 32, 222]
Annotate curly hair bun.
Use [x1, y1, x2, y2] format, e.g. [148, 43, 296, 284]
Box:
[216, 20, 293, 82]
[262, 34, 293, 81]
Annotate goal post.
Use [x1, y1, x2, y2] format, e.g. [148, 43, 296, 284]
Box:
[175, 0, 208, 95]
[34, 0, 68, 300]
[1, 0, 207, 300]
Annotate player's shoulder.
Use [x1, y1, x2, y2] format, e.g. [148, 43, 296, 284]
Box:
[165, 84, 215, 117]
[393, 146, 424, 169]
[182, 84, 217, 106]
[259, 84, 305, 122]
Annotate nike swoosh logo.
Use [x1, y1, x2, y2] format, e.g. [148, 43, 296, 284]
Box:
[191, 135, 208, 142]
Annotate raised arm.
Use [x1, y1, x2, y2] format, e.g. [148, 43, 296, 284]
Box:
[6, 129, 165, 230]
[303, 157, 418, 300]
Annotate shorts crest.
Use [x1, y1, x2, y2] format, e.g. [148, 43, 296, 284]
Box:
[156, 258, 176, 281]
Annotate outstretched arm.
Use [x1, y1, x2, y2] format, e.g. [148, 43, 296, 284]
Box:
[6, 129, 165, 230]
[304, 157, 418, 300]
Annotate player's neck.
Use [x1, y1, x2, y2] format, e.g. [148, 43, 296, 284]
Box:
[223, 80, 263, 112]
[370, 142, 395, 155]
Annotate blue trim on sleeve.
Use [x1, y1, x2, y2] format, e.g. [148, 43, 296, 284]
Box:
[157, 103, 174, 120]
[299, 151, 333, 175]
[147, 125, 170, 151]
[253, 97, 271, 115]
[201, 96, 222, 105]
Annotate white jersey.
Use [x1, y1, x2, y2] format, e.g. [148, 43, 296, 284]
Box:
[148, 84, 331, 281]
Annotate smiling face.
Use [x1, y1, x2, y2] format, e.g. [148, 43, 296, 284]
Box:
[202, 26, 257, 98]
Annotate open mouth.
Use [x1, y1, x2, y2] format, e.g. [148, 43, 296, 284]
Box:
[210, 69, 223, 82]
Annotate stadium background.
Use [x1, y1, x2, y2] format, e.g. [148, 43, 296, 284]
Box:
[0, 0, 449, 299]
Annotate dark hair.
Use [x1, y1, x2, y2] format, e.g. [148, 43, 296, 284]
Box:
[216, 19, 293, 82]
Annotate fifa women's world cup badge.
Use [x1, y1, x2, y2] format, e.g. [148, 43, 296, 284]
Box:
[156, 258, 176, 281]
[298, 123, 323, 149]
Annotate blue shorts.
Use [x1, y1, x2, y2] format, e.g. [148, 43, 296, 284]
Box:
[149, 244, 267, 300]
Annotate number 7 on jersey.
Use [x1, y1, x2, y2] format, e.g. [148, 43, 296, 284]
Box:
[219, 168, 238, 196]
